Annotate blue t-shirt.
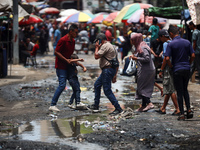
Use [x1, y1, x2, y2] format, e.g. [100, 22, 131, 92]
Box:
[192, 29, 200, 54]
[162, 40, 171, 59]
[164, 36, 194, 72]
[53, 29, 61, 46]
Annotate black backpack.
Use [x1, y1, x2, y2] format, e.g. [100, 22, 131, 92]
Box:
[103, 47, 119, 68]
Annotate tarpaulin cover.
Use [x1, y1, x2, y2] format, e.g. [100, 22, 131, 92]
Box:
[148, 6, 183, 19]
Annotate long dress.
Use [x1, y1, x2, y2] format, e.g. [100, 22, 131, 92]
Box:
[135, 47, 155, 99]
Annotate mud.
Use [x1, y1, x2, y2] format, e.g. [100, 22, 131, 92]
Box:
[0, 53, 200, 150]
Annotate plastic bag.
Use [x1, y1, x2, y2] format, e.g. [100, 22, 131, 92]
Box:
[126, 58, 136, 75]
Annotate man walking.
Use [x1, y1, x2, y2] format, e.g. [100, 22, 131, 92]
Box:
[88, 33, 123, 115]
[164, 25, 195, 120]
[49, 24, 82, 112]
[189, 21, 200, 84]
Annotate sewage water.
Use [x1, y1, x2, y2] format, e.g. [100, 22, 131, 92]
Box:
[1, 113, 109, 150]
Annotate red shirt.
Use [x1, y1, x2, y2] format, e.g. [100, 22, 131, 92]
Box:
[31, 44, 39, 56]
[55, 34, 75, 70]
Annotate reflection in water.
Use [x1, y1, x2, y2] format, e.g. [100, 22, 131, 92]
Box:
[0, 115, 105, 149]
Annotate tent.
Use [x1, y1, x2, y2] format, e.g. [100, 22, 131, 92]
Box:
[0, 0, 29, 18]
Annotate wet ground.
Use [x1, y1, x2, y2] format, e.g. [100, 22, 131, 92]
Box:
[0, 52, 200, 150]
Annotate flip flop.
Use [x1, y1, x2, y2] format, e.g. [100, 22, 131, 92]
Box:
[171, 110, 181, 116]
[155, 109, 166, 114]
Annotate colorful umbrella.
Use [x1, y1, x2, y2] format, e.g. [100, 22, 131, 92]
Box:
[104, 11, 119, 22]
[102, 11, 119, 26]
[114, 3, 153, 23]
[59, 9, 79, 17]
[64, 12, 92, 23]
[127, 9, 167, 24]
[87, 14, 108, 24]
[39, 7, 60, 14]
[19, 15, 43, 26]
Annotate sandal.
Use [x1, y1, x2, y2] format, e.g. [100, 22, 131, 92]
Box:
[155, 109, 166, 114]
[177, 114, 185, 121]
[171, 110, 181, 116]
[186, 110, 193, 119]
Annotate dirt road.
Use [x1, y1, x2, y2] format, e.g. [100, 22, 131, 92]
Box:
[0, 52, 200, 150]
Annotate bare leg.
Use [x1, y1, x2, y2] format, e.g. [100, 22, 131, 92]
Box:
[154, 82, 163, 96]
[160, 94, 170, 112]
[171, 93, 180, 114]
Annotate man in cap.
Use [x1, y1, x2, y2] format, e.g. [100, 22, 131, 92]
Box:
[157, 29, 180, 115]
[88, 33, 123, 115]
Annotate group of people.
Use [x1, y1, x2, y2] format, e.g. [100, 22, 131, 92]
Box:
[48, 20, 198, 120]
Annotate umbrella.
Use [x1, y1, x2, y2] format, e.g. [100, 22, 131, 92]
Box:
[36, 4, 49, 9]
[19, 15, 43, 26]
[87, 14, 108, 24]
[59, 9, 79, 17]
[114, 3, 153, 23]
[64, 12, 92, 23]
[127, 9, 167, 24]
[102, 11, 119, 26]
[104, 11, 119, 22]
[39, 7, 60, 14]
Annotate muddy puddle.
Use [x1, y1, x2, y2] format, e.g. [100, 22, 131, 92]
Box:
[0, 112, 114, 149]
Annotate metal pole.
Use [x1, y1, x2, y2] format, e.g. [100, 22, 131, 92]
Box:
[13, 0, 19, 64]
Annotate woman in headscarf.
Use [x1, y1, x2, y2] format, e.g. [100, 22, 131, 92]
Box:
[130, 33, 155, 112]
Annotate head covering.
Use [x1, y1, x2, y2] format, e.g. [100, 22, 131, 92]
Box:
[94, 33, 107, 43]
[131, 33, 149, 53]
[158, 29, 169, 37]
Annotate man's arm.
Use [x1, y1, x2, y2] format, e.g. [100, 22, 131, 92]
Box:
[55, 51, 70, 64]
[77, 62, 87, 72]
[112, 66, 118, 83]
[94, 41, 101, 59]
[193, 40, 196, 51]
[165, 56, 173, 68]
[159, 57, 167, 78]
[190, 53, 195, 64]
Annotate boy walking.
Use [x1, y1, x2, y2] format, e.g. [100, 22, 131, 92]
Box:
[67, 54, 87, 109]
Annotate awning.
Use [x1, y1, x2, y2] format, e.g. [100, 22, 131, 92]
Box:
[148, 6, 183, 19]
[0, 0, 29, 18]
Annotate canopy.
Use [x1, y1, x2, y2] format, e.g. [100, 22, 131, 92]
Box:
[148, 6, 183, 19]
[64, 12, 92, 23]
[114, 3, 153, 23]
[59, 9, 79, 17]
[19, 15, 43, 26]
[0, 0, 29, 18]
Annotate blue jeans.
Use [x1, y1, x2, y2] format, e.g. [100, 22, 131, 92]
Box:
[173, 69, 190, 115]
[51, 69, 68, 106]
[94, 68, 121, 110]
[69, 76, 81, 104]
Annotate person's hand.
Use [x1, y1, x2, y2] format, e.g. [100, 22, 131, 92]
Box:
[95, 40, 102, 49]
[83, 67, 87, 72]
[79, 58, 84, 62]
[159, 71, 163, 78]
[112, 75, 117, 83]
[129, 55, 137, 60]
[154, 54, 158, 57]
